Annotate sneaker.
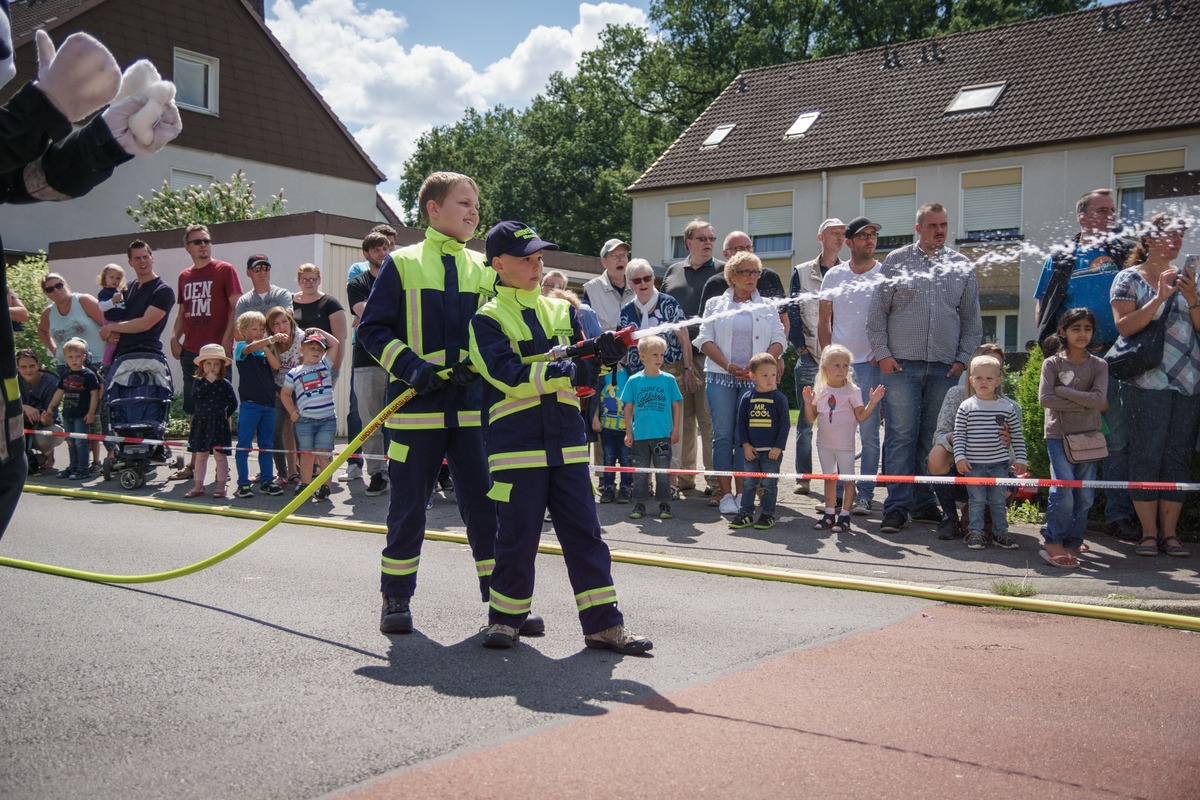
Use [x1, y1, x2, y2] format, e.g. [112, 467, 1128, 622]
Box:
[879, 511, 906, 534]
[671, 486, 684, 501]
[616, 486, 632, 504]
[263, 481, 284, 497]
[380, 595, 412, 634]
[273, 475, 290, 488]
[936, 516, 960, 540]
[814, 512, 837, 530]
[729, 512, 753, 529]
[991, 530, 1020, 550]
[311, 484, 331, 503]
[965, 530, 986, 550]
[851, 498, 873, 516]
[519, 614, 545, 636]
[793, 479, 810, 495]
[718, 493, 740, 515]
[234, 485, 254, 500]
[754, 514, 776, 530]
[831, 513, 850, 533]
[658, 503, 673, 520]
[481, 623, 519, 649]
[628, 502, 646, 520]
[426, 494, 435, 510]
[598, 486, 616, 504]
[337, 462, 362, 482]
[912, 505, 943, 523]
[365, 472, 388, 497]
[584, 624, 653, 655]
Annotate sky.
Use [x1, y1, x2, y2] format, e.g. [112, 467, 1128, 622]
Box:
[265, 0, 654, 215]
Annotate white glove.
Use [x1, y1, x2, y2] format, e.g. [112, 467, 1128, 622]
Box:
[102, 94, 182, 157]
[34, 29, 120, 122]
[112, 60, 178, 149]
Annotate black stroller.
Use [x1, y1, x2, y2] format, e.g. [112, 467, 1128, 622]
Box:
[102, 350, 181, 489]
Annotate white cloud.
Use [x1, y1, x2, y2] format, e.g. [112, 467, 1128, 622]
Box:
[267, 1, 648, 207]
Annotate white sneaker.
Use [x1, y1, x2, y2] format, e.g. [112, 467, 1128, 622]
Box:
[337, 463, 362, 482]
[718, 492, 740, 515]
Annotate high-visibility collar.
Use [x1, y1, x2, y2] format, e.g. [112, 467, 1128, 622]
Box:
[426, 227, 468, 256]
[494, 283, 542, 309]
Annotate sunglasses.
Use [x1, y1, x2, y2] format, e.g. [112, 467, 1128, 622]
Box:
[42, 281, 64, 293]
[631, 275, 654, 285]
[187, 238, 212, 246]
[249, 265, 271, 273]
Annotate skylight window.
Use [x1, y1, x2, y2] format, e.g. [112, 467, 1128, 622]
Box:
[702, 123, 736, 148]
[945, 82, 1006, 114]
[785, 110, 821, 138]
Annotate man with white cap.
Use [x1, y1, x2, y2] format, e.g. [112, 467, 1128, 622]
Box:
[583, 238, 633, 332]
[788, 218, 845, 494]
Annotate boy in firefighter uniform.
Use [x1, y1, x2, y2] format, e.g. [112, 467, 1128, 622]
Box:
[357, 172, 542, 637]
[469, 220, 653, 654]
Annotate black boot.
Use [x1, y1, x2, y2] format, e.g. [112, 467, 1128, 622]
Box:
[380, 595, 412, 634]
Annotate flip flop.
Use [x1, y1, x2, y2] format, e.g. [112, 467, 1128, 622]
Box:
[1039, 549, 1078, 569]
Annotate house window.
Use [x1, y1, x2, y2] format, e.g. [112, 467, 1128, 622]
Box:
[701, 123, 735, 148]
[666, 199, 710, 261]
[174, 49, 219, 114]
[1113, 149, 1186, 226]
[746, 192, 793, 256]
[784, 110, 820, 139]
[961, 167, 1022, 242]
[862, 178, 916, 251]
[945, 82, 1006, 114]
[170, 168, 215, 191]
[981, 312, 1020, 352]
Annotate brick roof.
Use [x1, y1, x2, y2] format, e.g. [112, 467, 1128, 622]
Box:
[628, 0, 1200, 194]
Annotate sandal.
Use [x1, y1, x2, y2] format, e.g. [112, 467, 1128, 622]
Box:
[1135, 536, 1160, 557]
[1039, 549, 1078, 569]
[183, 487, 206, 499]
[170, 466, 193, 481]
[212, 487, 227, 499]
[1161, 537, 1191, 557]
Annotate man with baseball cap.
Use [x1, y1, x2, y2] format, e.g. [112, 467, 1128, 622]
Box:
[583, 238, 633, 332]
[470, 221, 650, 654]
[788, 218, 845, 495]
[234, 253, 292, 325]
[818, 216, 886, 515]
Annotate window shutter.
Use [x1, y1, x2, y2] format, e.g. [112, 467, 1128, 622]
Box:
[963, 184, 1021, 232]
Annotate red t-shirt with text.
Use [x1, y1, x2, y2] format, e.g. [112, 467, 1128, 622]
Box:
[177, 259, 241, 351]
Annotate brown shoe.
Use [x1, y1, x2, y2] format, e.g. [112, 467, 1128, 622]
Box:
[584, 624, 653, 655]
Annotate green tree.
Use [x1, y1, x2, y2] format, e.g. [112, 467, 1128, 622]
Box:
[8, 253, 50, 365]
[126, 169, 287, 232]
[1015, 345, 1048, 481]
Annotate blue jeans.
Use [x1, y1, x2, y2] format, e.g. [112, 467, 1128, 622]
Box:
[180, 349, 198, 415]
[598, 428, 632, 491]
[1044, 438, 1095, 550]
[345, 370, 363, 467]
[64, 416, 89, 472]
[236, 400, 275, 487]
[707, 377, 753, 476]
[881, 360, 957, 518]
[1100, 376, 1132, 523]
[792, 354, 818, 474]
[631, 437, 671, 503]
[294, 416, 336, 453]
[853, 360, 883, 501]
[739, 452, 781, 515]
[966, 461, 1010, 534]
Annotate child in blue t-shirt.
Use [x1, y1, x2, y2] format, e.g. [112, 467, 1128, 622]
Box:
[592, 366, 632, 504]
[95, 264, 126, 368]
[730, 352, 792, 531]
[233, 311, 285, 499]
[621, 335, 682, 521]
[281, 328, 340, 503]
[47, 339, 101, 480]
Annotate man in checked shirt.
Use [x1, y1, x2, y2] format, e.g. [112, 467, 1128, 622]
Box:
[866, 202, 982, 535]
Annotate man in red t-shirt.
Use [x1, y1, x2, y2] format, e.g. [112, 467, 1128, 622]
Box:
[169, 223, 242, 480]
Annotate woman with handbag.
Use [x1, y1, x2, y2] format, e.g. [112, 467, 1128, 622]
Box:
[1039, 308, 1109, 567]
[1108, 213, 1198, 557]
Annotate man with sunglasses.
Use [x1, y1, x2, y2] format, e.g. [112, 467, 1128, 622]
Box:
[234, 254, 293, 325]
[169, 224, 242, 481]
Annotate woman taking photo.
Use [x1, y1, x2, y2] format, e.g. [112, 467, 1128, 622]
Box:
[694, 252, 786, 514]
[1110, 213, 1197, 558]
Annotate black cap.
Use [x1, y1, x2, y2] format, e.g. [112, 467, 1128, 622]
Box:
[485, 220, 559, 264]
[844, 216, 881, 238]
[246, 254, 271, 270]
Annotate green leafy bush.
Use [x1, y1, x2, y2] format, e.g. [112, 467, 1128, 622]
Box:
[8, 253, 50, 365]
[126, 169, 286, 232]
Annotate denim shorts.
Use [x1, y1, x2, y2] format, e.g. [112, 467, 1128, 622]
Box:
[293, 416, 336, 454]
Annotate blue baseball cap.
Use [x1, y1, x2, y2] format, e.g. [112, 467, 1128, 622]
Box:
[485, 220, 559, 264]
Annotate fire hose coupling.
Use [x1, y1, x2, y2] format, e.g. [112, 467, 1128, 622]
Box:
[546, 325, 636, 364]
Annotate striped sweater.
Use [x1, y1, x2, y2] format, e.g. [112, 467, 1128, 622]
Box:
[952, 395, 1025, 465]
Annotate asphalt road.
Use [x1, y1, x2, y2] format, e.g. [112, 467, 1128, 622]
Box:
[1, 492, 930, 800]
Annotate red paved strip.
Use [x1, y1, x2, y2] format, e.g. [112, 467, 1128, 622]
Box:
[337, 605, 1199, 799]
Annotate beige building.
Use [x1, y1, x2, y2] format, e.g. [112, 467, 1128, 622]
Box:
[627, 0, 1200, 349]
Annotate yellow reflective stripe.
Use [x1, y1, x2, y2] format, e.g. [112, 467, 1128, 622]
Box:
[381, 555, 419, 576]
[561, 445, 590, 463]
[487, 480, 512, 502]
[424, 350, 447, 366]
[490, 451, 549, 470]
[388, 412, 444, 426]
[476, 559, 495, 577]
[458, 410, 481, 425]
[489, 588, 532, 615]
[575, 585, 618, 611]
[556, 389, 579, 405]
[379, 340, 407, 372]
[387, 439, 410, 463]
[3, 376, 18, 402]
[531, 361, 550, 395]
[490, 396, 540, 422]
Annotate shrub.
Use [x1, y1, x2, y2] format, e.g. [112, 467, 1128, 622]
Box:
[8, 253, 51, 366]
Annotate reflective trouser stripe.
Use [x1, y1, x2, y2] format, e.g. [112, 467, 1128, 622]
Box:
[489, 588, 531, 616]
[575, 585, 618, 611]
[381, 555, 419, 576]
[476, 559, 495, 578]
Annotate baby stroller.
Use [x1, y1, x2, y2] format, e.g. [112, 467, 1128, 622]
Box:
[102, 350, 181, 489]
